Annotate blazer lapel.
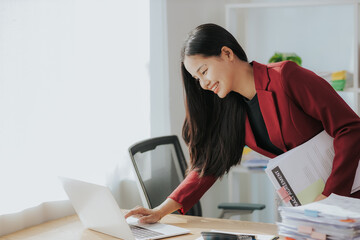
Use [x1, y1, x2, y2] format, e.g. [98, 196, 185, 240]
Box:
[257, 90, 287, 153]
[248, 61, 288, 154]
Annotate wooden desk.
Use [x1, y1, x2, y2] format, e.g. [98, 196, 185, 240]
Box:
[0, 214, 280, 240]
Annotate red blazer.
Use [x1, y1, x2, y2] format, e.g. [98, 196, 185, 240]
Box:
[169, 61, 360, 214]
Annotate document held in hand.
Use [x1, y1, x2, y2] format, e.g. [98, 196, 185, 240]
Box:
[265, 130, 360, 206]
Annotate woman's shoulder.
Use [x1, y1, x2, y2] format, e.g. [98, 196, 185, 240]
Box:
[267, 60, 300, 73]
[267, 60, 315, 86]
[258, 60, 300, 88]
[252, 60, 313, 91]
[255, 60, 301, 84]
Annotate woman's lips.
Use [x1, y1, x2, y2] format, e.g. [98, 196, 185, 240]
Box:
[211, 82, 219, 94]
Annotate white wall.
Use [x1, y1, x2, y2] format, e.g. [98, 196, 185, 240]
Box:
[0, 0, 150, 235]
[150, 0, 171, 137]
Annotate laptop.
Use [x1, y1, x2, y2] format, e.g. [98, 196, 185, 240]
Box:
[59, 177, 190, 240]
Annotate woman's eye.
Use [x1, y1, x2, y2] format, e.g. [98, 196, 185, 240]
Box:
[202, 69, 207, 75]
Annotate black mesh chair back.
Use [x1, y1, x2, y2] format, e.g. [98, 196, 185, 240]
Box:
[128, 135, 202, 216]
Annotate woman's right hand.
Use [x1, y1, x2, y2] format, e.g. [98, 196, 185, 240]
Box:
[124, 198, 183, 224]
[124, 206, 163, 224]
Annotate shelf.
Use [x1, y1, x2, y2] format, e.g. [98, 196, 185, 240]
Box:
[226, 0, 360, 9]
[341, 88, 360, 93]
[226, 0, 360, 114]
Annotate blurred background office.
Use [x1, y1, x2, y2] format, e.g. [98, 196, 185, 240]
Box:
[1, 0, 358, 236]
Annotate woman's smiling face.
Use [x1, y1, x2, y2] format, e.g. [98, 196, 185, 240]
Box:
[183, 47, 236, 99]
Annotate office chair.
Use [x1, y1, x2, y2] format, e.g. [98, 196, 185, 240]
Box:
[128, 135, 265, 218]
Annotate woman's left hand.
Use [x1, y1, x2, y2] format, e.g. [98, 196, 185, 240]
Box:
[314, 194, 327, 202]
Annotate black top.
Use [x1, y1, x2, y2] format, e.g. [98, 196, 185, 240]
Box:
[244, 94, 284, 156]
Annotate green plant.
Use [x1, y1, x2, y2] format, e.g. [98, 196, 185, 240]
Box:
[269, 52, 302, 66]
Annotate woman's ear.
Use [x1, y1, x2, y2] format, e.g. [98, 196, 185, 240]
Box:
[221, 46, 234, 61]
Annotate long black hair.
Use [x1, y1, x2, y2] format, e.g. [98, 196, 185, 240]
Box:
[181, 23, 248, 178]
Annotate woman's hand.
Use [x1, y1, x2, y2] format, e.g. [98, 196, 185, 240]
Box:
[124, 198, 183, 224]
[124, 206, 163, 224]
[314, 194, 327, 202]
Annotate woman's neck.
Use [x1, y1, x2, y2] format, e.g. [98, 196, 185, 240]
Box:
[232, 60, 256, 100]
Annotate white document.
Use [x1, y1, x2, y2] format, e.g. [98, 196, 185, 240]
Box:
[265, 131, 360, 206]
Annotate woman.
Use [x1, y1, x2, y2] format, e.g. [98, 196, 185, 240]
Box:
[125, 23, 360, 223]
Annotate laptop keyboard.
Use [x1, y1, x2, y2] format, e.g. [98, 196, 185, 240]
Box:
[130, 225, 164, 239]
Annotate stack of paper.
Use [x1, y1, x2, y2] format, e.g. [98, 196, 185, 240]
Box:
[278, 194, 360, 240]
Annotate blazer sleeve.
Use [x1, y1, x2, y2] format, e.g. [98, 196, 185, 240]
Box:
[167, 170, 217, 214]
[280, 61, 360, 197]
